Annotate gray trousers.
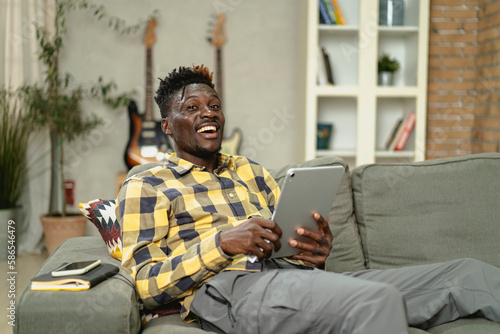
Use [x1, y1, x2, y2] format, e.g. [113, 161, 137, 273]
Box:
[190, 258, 500, 334]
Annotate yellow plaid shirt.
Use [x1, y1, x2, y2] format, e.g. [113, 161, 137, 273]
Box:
[117, 153, 281, 320]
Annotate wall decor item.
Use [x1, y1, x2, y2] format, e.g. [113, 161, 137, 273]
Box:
[378, 53, 400, 86]
[125, 18, 173, 169]
[317, 123, 333, 150]
[207, 13, 242, 156]
[379, 0, 405, 26]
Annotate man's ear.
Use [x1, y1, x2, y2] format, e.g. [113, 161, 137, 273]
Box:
[161, 118, 172, 135]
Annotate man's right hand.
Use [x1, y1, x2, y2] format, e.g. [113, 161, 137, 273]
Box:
[219, 217, 282, 262]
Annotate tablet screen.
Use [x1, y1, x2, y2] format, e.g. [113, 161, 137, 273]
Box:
[271, 165, 344, 258]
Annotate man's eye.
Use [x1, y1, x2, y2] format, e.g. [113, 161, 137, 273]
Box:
[187, 105, 197, 110]
[210, 104, 220, 109]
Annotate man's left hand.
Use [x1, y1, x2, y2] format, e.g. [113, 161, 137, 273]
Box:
[289, 212, 333, 267]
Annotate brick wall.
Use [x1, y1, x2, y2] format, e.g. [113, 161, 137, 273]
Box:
[426, 0, 500, 159]
[474, 0, 500, 153]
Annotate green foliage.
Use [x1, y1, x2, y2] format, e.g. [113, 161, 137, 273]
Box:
[63, 0, 159, 35]
[27, 0, 140, 143]
[20, 76, 136, 142]
[20, 0, 156, 215]
[378, 53, 400, 73]
[0, 89, 33, 209]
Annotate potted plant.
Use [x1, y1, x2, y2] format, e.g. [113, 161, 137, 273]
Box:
[378, 53, 400, 86]
[20, 0, 140, 254]
[0, 88, 33, 259]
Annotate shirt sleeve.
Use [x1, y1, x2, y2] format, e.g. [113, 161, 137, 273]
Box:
[117, 177, 234, 310]
[262, 167, 281, 212]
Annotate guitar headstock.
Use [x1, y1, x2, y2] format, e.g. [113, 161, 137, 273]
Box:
[143, 18, 157, 48]
[208, 13, 227, 48]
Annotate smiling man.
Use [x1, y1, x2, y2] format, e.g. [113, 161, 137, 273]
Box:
[117, 65, 500, 334]
[160, 77, 224, 169]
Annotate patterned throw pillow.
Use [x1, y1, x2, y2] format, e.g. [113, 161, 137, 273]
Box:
[79, 199, 122, 260]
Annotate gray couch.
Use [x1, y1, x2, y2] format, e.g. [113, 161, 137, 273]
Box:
[16, 153, 500, 333]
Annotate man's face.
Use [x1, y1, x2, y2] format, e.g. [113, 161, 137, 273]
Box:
[162, 83, 225, 162]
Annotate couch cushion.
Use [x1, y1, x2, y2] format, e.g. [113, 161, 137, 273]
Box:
[16, 236, 141, 334]
[141, 313, 203, 334]
[270, 156, 365, 273]
[351, 153, 500, 270]
[427, 318, 500, 333]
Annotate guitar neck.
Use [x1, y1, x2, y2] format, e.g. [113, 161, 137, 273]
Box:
[145, 47, 153, 121]
[216, 47, 223, 102]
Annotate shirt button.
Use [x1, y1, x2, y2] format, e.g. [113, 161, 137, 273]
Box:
[229, 193, 234, 198]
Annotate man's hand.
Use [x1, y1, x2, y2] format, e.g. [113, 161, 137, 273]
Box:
[289, 212, 333, 267]
[219, 217, 282, 262]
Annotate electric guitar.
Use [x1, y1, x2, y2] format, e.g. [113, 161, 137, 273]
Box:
[124, 18, 172, 169]
[208, 13, 242, 156]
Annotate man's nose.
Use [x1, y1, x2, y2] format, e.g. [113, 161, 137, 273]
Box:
[200, 106, 215, 118]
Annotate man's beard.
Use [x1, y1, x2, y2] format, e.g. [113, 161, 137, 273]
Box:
[193, 143, 222, 159]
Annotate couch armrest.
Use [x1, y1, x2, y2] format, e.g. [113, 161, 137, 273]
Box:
[16, 236, 141, 334]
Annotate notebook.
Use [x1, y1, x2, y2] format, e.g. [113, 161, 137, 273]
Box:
[31, 262, 119, 291]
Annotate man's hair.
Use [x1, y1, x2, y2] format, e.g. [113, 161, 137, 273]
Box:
[155, 64, 215, 118]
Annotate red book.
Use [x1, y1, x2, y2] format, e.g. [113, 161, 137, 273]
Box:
[394, 112, 416, 151]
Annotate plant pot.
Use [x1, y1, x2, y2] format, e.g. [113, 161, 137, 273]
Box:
[379, 0, 405, 26]
[40, 214, 87, 255]
[378, 72, 395, 86]
[0, 208, 15, 261]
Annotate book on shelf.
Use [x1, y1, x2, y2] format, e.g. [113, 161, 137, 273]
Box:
[395, 111, 416, 151]
[317, 47, 329, 85]
[388, 111, 416, 151]
[318, 0, 333, 24]
[330, 0, 347, 25]
[318, 0, 346, 26]
[385, 117, 403, 150]
[322, 0, 337, 24]
[321, 47, 335, 85]
[31, 263, 119, 291]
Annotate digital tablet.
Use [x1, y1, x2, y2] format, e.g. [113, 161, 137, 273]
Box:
[271, 165, 344, 259]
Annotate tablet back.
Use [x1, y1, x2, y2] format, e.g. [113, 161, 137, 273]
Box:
[271, 165, 344, 258]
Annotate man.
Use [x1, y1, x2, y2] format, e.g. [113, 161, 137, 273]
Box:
[118, 65, 500, 333]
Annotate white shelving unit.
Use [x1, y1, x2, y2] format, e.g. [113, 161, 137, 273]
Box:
[297, 0, 430, 166]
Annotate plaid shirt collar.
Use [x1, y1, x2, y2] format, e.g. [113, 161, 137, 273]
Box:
[164, 153, 236, 175]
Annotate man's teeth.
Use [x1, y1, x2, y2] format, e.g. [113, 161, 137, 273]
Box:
[197, 126, 217, 133]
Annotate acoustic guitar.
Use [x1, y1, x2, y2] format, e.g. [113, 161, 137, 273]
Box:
[208, 13, 242, 156]
[124, 18, 173, 169]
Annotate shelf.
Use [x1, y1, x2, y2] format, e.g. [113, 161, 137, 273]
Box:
[315, 85, 359, 97]
[319, 32, 359, 86]
[375, 150, 415, 158]
[299, 0, 429, 165]
[378, 26, 419, 36]
[317, 97, 357, 154]
[319, 24, 359, 33]
[375, 86, 418, 97]
[317, 150, 357, 158]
